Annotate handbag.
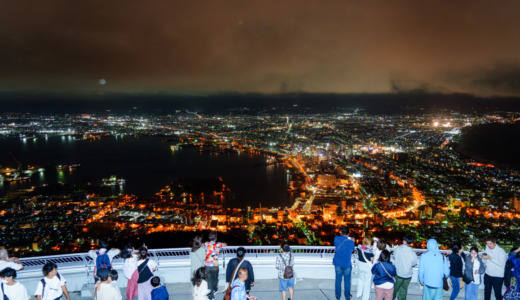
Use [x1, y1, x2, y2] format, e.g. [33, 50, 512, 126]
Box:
[442, 256, 450, 291]
[223, 259, 245, 300]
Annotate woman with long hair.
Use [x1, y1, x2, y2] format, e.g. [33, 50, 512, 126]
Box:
[190, 235, 205, 279]
[136, 245, 157, 300]
[121, 243, 138, 300]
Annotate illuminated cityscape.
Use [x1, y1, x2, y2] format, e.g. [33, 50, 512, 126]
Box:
[1, 109, 519, 256]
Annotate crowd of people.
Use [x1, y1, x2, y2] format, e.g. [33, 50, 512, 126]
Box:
[2, 231, 520, 300]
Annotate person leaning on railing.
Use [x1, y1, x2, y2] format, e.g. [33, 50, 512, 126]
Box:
[0, 249, 24, 272]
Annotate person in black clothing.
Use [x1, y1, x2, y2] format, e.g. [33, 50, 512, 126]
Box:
[226, 247, 255, 294]
[448, 242, 466, 300]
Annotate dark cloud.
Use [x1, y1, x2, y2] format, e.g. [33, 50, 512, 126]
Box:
[1, 0, 520, 95]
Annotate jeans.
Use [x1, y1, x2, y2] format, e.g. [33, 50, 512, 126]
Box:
[484, 274, 504, 300]
[206, 266, 219, 299]
[450, 275, 461, 300]
[423, 285, 443, 300]
[335, 264, 352, 300]
[356, 262, 372, 300]
[465, 282, 480, 300]
[393, 276, 412, 300]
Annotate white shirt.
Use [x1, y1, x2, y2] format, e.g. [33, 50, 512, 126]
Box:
[193, 280, 210, 300]
[0, 260, 23, 271]
[94, 282, 122, 300]
[2, 282, 29, 300]
[123, 256, 138, 280]
[34, 275, 66, 300]
[473, 259, 481, 285]
[484, 245, 507, 277]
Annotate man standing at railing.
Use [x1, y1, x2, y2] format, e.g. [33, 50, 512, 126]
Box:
[204, 231, 227, 299]
[392, 234, 418, 300]
[0, 249, 24, 272]
[333, 226, 355, 300]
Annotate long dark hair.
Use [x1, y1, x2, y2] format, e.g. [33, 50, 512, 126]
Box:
[379, 249, 391, 263]
[191, 266, 206, 287]
[192, 235, 203, 252]
[138, 246, 148, 260]
[120, 243, 133, 259]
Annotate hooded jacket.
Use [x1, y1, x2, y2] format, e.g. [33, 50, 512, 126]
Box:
[418, 239, 449, 288]
[483, 244, 507, 277]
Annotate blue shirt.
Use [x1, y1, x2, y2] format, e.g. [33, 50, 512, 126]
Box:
[151, 285, 169, 300]
[333, 235, 355, 268]
[230, 279, 246, 300]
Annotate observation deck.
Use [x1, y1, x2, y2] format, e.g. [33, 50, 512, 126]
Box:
[16, 246, 489, 299]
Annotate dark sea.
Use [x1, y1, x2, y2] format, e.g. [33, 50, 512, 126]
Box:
[455, 122, 520, 170]
[0, 136, 291, 208]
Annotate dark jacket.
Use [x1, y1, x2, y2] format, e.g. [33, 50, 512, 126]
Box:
[463, 255, 485, 284]
[449, 252, 466, 278]
[357, 245, 375, 263]
[226, 258, 254, 291]
[371, 261, 397, 286]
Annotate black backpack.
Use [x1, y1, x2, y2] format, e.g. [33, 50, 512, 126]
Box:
[41, 273, 62, 299]
[279, 253, 294, 279]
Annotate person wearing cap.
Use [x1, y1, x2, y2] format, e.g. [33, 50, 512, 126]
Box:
[275, 242, 294, 300]
[94, 268, 122, 300]
[226, 247, 255, 294]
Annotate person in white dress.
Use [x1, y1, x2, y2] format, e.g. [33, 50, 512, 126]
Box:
[192, 267, 210, 300]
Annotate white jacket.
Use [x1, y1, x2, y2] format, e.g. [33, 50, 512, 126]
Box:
[392, 244, 418, 279]
[484, 244, 507, 277]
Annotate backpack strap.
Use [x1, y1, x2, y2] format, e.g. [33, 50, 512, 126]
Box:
[41, 278, 46, 299]
[279, 253, 287, 267]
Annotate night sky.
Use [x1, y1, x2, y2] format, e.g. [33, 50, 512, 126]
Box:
[1, 1, 520, 96]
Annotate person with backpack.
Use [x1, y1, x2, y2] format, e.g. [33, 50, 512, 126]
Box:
[371, 250, 397, 300]
[204, 231, 227, 299]
[136, 246, 157, 300]
[226, 247, 255, 295]
[34, 262, 70, 300]
[275, 242, 294, 300]
[333, 226, 355, 300]
[88, 240, 121, 282]
[418, 239, 450, 300]
[0, 267, 29, 300]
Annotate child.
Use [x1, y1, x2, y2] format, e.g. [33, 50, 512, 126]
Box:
[371, 250, 397, 300]
[192, 267, 210, 300]
[0, 267, 29, 300]
[151, 276, 169, 300]
[95, 268, 122, 300]
[34, 262, 70, 300]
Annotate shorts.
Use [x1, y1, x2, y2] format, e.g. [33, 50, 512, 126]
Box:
[279, 277, 295, 291]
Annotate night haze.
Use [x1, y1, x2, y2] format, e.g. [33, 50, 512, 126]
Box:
[1, 0, 520, 96]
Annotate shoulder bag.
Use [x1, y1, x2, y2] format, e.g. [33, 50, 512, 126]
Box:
[223, 259, 245, 300]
